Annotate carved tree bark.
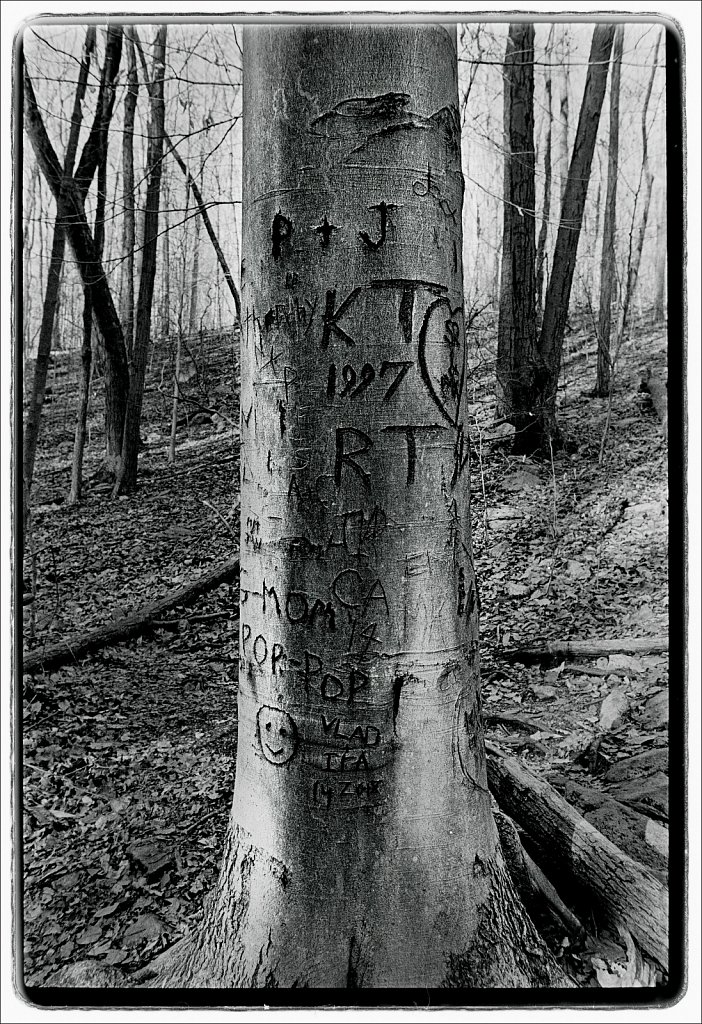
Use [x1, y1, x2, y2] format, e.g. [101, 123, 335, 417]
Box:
[596, 26, 624, 397]
[496, 23, 539, 449]
[141, 24, 567, 990]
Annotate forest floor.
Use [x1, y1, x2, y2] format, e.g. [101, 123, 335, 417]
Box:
[21, 316, 672, 989]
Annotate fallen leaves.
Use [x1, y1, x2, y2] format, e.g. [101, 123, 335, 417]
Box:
[22, 320, 669, 988]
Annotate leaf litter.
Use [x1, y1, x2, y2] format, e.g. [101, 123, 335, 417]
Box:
[22, 322, 670, 987]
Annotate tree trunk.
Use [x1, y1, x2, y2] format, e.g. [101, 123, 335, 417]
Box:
[161, 189, 171, 339]
[114, 27, 168, 494]
[22, 219, 65, 531]
[188, 205, 201, 338]
[23, 557, 239, 675]
[143, 24, 566, 990]
[496, 23, 540, 452]
[69, 88, 111, 505]
[558, 28, 570, 207]
[24, 40, 130, 474]
[133, 29, 242, 327]
[535, 26, 554, 312]
[597, 35, 662, 464]
[596, 26, 624, 396]
[502, 634, 668, 662]
[67, 293, 93, 504]
[22, 164, 40, 356]
[537, 25, 615, 445]
[22, 27, 96, 530]
[168, 328, 182, 463]
[120, 28, 138, 360]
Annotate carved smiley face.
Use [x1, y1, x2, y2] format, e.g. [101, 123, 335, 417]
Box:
[256, 706, 298, 765]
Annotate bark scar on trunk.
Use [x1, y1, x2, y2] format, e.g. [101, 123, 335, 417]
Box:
[271, 211, 293, 261]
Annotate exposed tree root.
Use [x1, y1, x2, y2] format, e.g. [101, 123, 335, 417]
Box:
[495, 811, 586, 938]
[487, 751, 669, 969]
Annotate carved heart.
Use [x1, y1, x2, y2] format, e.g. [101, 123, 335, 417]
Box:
[417, 296, 466, 426]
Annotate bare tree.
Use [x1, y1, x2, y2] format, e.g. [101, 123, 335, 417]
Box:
[23, 27, 95, 528]
[69, 32, 119, 504]
[24, 29, 130, 473]
[133, 30, 242, 326]
[599, 34, 662, 459]
[558, 27, 570, 207]
[496, 24, 538, 437]
[120, 28, 139, 360]
[596, 26, 624, 396]
[537, 23, 615, 445]
[535, 25, 554, 310]
[114, 26, 168, 494]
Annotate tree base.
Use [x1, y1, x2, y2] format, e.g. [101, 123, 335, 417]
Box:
[131, 827, 572, 990]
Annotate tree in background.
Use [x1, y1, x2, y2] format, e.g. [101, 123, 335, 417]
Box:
[496, 23, 615, 451]
[120, 28, 139, 361]
[596, 26, 624, 397]
[22, 23, 665, 497]
[24, 25, 242, 495]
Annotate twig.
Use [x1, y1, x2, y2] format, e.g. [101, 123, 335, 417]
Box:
[183, 807, 221, 836]
[200, 498, 237, 542]
[151, 610, 231, 630]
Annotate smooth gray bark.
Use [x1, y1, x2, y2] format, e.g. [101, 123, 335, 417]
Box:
[140, 24, 567, 990]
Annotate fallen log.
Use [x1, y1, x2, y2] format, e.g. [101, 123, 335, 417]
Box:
[487, 751, 669, 970]
[495, 811, 585, 939]
[548, 775, 668, 879]
[23, 558, 240, 676]
[501, 636, 668, 663]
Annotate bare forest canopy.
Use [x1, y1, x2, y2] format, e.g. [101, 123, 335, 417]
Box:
[22, 21, 666, 362]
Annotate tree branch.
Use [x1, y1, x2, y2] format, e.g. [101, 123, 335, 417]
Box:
[132, 28, 242, 325]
